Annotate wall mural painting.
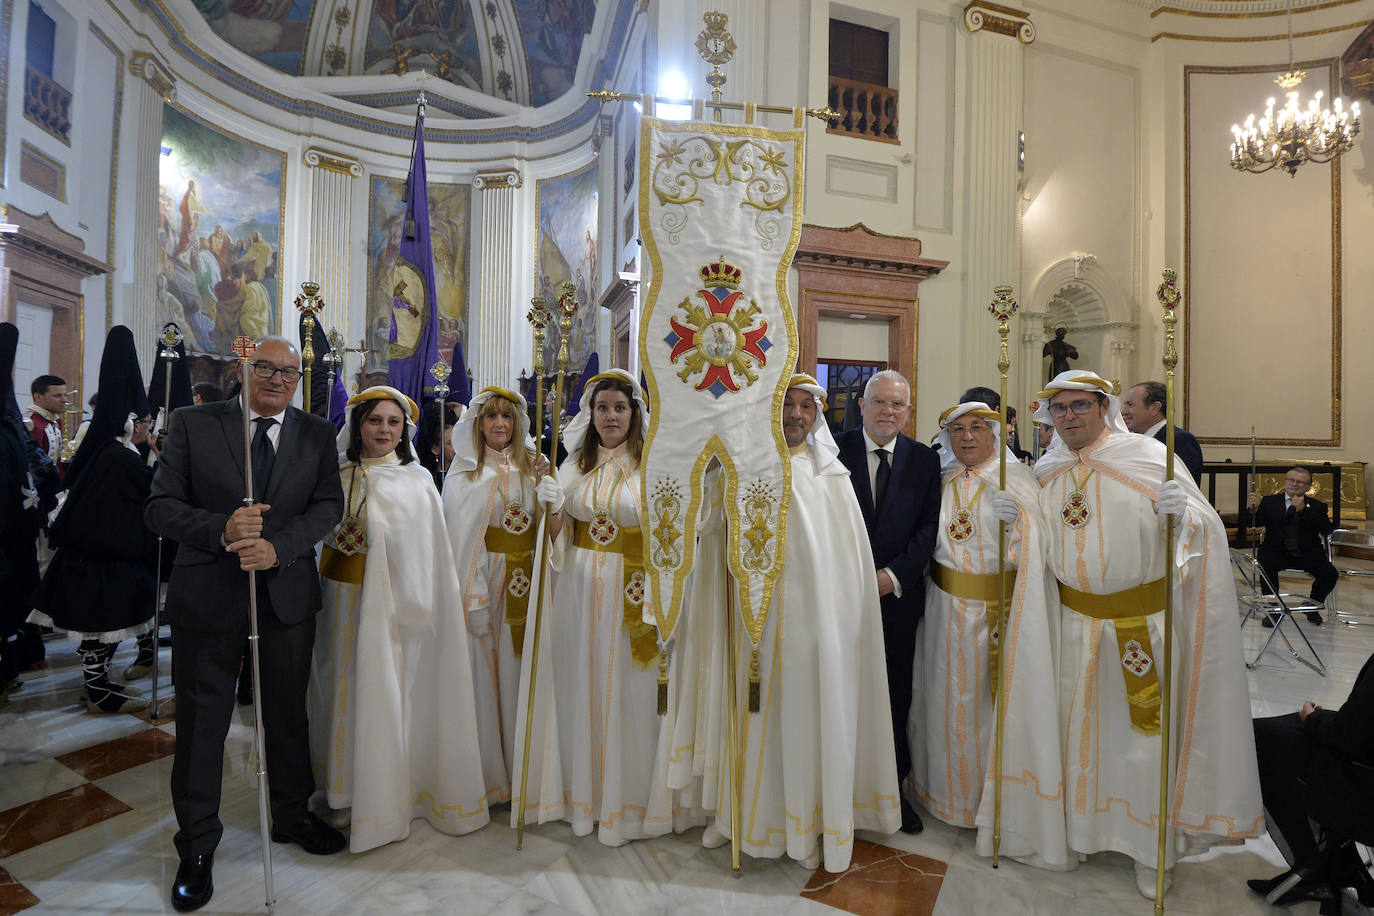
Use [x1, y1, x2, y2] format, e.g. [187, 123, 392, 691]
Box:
[364, 2, 481, 90]
[535, 162, 599, 374]
[157, 104, 285, 375]
[513, 0, 598, 107]
[193, 0, 313, 75]
[365, 176, 471, 391]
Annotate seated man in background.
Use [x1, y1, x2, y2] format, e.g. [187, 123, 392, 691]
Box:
[1121, 381, 1203, 483]
[1241, 466, 1337, 625]
[1249, 649, 1374, 906]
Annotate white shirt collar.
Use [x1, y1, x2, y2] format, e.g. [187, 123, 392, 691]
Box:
[1144, 418, 1166, 439]
[863, 429, 896, 455]
[248, 406, 287, 426]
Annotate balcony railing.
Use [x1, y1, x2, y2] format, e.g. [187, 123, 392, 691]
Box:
[24, 64, 71, 146]
[826, 76, 898, 144]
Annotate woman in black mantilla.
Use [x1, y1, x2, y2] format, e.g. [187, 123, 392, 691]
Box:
[29, 326, 158, 713]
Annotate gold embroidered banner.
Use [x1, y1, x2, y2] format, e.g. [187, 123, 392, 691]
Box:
[637, 113, 804, 657]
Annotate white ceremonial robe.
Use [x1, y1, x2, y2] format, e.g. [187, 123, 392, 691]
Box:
[309, 454, 491, 852]
[674, 447, 901, 872]
[443, 451, 538, 806]
[910, 456, 1070, 870]
[1034, 428, 1263, 867]
[546, 444, 675, 845]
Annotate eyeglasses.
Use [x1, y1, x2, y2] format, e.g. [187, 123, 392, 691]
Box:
[251, 361, 302, 382]
[1047, 398, 1099, 418]
[947, 423, 991, 437]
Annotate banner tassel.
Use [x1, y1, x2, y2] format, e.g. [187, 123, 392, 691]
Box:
[657, 648, 669, 715]
[748, 645, 761, 712]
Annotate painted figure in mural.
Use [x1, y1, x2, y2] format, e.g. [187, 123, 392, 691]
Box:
[204, 225, 232, 275]
[1042, 326, 1078, 382]
[389, 280, 419, 345]
[173, 179, 213, 261]
[237, 231, 273, 283]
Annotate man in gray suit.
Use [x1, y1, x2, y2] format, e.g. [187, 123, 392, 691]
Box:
[146, 336, 344, 912]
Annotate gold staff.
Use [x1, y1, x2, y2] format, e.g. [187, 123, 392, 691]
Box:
[514, 291, 563, 850]
[987, 285, 1018, 867]
[1153, 269, 1182, 914]
[294, 282, 324, 414]
[230, 334, 276, 912]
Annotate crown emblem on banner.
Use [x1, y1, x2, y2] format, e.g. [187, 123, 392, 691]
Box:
[700, 256, 742, 290]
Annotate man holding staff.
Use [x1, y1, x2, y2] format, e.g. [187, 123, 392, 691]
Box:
[146, 335, 345, 912]
[1031, 369, 1261, 899]
[909, 400, 1068, 870]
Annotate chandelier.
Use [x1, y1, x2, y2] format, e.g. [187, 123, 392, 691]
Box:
[1229, 1, 1361, 177]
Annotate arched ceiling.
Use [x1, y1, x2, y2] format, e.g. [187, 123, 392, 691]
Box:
[190, 0, 598, 111]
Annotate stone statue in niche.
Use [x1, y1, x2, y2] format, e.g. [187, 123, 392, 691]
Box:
[1043, 325, 1078, 382]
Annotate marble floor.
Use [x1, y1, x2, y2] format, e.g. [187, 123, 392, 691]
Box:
[2, 559, 1372, 916]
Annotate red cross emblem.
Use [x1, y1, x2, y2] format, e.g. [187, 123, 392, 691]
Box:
[624, 571, 645, 606]
[664, 258, 772, 399]
[231, 336, 256, 360]
[507, 568, 531, 599]
[1122, 639, 1153, 677]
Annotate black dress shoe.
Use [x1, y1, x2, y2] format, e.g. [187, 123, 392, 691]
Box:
[1246, 868, 1332, 906]
[171, 853, 213, 912]
[271, 811, 346, 854]
[1261, 613, 1278, 628]
[1306, 610, 1324, 625]
[900, 798, 924, 835]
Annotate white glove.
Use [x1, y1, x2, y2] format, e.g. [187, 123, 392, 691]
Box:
[1156, 479, 1188, 517]
[536, 475, 564, 513]
[991, 493, 1020, 526]
[466, 605, 491, 637]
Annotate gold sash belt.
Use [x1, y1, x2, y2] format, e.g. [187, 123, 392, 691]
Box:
[931, 560, 1019, 699]
[1057, 577, 1166, 736]
[320, 545, 365, 585]
[485, 525, 538, 657]
[571, 520, 655, 668]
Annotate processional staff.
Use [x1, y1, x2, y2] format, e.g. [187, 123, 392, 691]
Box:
[430, 357, 452, 487]
[986, 285, 1018, 868]
[1153, 269, 1182, 914]
[294, 282, 324, 415]
[150, 323, 183, 722]
[230, 335, 276, 912]
[514, 290, 567, 850]
[321, 328, 344, 419]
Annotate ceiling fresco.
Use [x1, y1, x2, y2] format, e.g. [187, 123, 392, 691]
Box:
[190, 0, 598, 110]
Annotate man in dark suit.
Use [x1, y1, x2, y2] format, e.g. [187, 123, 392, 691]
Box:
[1121, 381, 1203, 483]
[1240, 466, 1337, 625]
[1248, 650, 1374, 906]
[146, 336, 345, 912]
[836, 369, 941, 834]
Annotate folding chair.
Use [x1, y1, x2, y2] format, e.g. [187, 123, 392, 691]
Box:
[1327, 528, 1374, 627]
[1230, 548, 1325, 675]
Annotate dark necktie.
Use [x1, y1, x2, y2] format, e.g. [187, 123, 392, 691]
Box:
[874, 448, 891, 511]
[1284, 502, 1301, 554]
[252, 417, 277, 502]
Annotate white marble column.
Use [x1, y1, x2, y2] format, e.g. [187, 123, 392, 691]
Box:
[471, 168, 521, 390]
[961, 4, 1033, 393]
[128, 53, 175, 373]
[302, 147, 362, 356]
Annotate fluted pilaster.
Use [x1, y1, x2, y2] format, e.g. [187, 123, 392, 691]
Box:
[129, 54, 174, 373]
[472, 168, 522, 389]
[961, 3, 1032, 394]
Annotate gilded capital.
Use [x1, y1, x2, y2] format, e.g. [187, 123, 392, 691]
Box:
[130, 53, 176, 101]
[303, 147, 363, 177]
[473, 168, 522, 190]
[964, 2, 1035, 44]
